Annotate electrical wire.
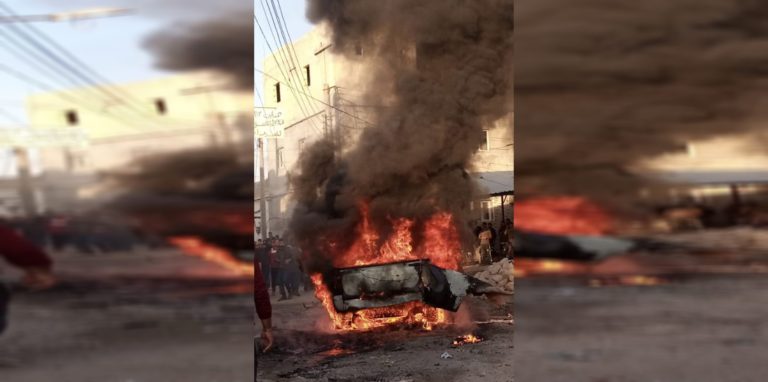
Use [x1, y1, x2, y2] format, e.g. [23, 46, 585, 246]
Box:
[256, 68, 375, 127]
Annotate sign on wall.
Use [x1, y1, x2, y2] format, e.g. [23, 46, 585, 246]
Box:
[255, 108, 285, 138]
[0, 128, 88, 148]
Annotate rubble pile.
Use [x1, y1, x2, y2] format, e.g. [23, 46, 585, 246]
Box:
[473, 258, 514, 292]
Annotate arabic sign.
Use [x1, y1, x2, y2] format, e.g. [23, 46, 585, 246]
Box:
[255, 108, 285, 138]
[0, 128, 88, 148]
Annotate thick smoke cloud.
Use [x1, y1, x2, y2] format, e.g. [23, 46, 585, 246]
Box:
[143, 12, 253, 90]
[292, 0, 514, 273]
[516, 0, 768, 210]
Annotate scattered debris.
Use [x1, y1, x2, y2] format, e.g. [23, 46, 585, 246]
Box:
[473, 258, 514, 292]
[440, 351, 453, 359]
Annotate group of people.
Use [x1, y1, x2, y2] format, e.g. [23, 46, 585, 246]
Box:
[2, 213, 146, 254]
[473, 218, 513, 264]
[255, 234, 311, 301]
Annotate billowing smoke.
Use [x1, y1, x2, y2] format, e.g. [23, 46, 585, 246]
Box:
[101, 5, 254, 248]
[143, 11, 253, 90]
[516, 0, 768, 210]
[291, 0, 514, 273]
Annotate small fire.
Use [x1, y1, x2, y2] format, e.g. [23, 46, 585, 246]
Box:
[589, 276, 664, 287]
[452, 334, 484, 347]
[311, 204, 462, 331]
[169, 236, 253, 276]
[514, 258, 587, 277]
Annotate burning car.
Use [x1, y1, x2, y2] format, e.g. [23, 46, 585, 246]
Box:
[327, 259, 507, 313]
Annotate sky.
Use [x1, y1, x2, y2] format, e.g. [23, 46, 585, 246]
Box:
[0, 0, 316, 123]
[254, 0, 314, 108]
[0, 1, 169, 126]
[0, 0, 313, 174]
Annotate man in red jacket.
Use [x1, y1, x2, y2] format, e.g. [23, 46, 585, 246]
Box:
[254, 263, 273, 349]
[0, 222, 56, 334]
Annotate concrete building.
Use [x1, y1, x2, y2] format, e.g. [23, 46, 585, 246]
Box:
[26, 71, 252, 212]
[640, 134, 768, 205]
[257, 26, 513, 235]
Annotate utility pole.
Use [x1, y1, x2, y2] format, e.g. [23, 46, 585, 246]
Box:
[0, 8, 133, 24]
[12, 147, 38, 217]
[258, 138, 268, 240]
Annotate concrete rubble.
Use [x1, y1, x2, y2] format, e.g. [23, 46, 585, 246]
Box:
[472, 258, 515, 293]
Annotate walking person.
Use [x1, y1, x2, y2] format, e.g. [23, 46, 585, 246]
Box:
[478, 223, 493, 265]
[270, 239, 290, 300]
[253, 254, 273, 376]
[0, 221, 56, 336]
[255, 239, 271, 288]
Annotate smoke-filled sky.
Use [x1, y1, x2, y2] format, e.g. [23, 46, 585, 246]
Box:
[516, 0, 768, 208]
[291, 0, 514, 273]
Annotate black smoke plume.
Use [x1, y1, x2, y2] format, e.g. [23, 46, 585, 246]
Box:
[516, 0, 768, 211]
[143, 12, 253, 90]
[291, 0, 514, 273]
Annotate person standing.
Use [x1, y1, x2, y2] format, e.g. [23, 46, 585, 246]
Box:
[255, 239, 271, 288]
[270, 239, 289, 300]
[253, 254, 273, 374]
[284, 244, 302, 297]
[0, 222, 56, 335]
[478, 224, 493, 265]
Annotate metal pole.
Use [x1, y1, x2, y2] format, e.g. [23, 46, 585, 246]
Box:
[500, 195, 506, 222]
[13, 147, 38, 217]
[258, 138, 268, 240]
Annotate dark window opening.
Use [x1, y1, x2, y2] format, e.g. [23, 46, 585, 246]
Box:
[154, 98, 167, 115]
[354, 43, 363, 56]
[277, 147, 285, 168]
[304, 65, 311, 86]
[480, 130, 489, 151]
[65, 110, 78, 126]
[275, 82, 282, 103]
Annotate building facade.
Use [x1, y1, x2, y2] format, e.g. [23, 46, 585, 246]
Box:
[257, 26, 514, 235]
[26, 71, 252, 212]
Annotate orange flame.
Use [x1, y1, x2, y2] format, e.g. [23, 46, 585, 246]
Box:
[312, 204, 462, 331]
[515, 196, 613, 235]
[169, 236, 254, 276]
[452, 334, 484, 347]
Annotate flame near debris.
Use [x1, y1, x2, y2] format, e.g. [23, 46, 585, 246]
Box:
[291, 0, 513, 332]
[311, 204, 462, 331]
[169, 236, 253, 276]
[452, 334, 484, 347]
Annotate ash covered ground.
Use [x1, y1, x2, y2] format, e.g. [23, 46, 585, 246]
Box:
[514, 228, 768, 382]
[258, 287, 513, 382]
[0, 249, 253, 382]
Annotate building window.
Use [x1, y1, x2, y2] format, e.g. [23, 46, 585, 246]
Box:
[154, 98, 167, 115]
[304, 65, 311, 86]
[65, 110, 79, 126]
[480, 200, 493, 221]
[479, 130, 489, 151]
[274, 82, 282, 103]
[277, 147, 285, 169]
[354, 43, 364, 56]
[298, 138, 306, 152]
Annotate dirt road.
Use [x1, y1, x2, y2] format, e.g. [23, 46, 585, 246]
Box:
[514, 275, 768, 382]
[258, 292, 513, 382]
[0, 250, 254, 382]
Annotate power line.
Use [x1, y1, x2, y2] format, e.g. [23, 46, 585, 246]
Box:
[256, 68, 374, 127]
[0, 106, 24, 125]
[255, 85, 265, 107]
[270, 0, 318, 114]
[0, 1, 191, 129]
[0, 6, 156, 130]
[254, 9, 313, 119]
[254, 5, 323, 135]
